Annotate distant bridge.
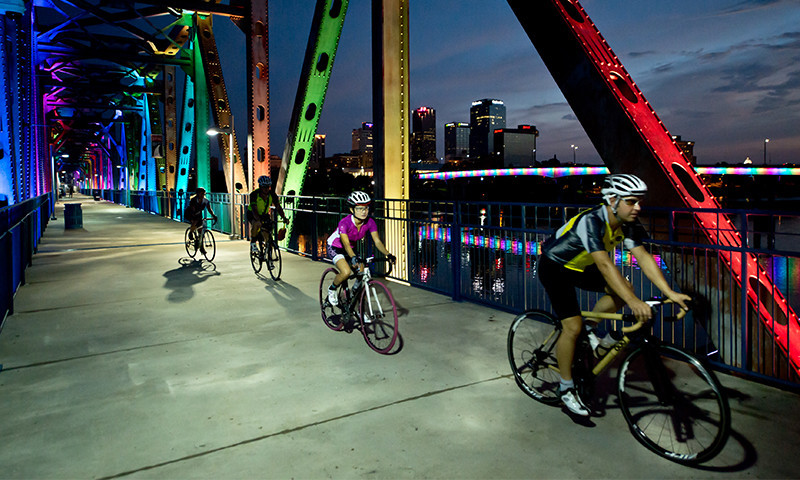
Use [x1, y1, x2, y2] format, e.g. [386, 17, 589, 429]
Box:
[416, 166, 800, 180]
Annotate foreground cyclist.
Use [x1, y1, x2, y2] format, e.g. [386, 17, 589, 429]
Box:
[185, 187, 218, 254]
[325, 191, 395, 306]
[538, 174, 690, 417]
[249, 175, 288, 254]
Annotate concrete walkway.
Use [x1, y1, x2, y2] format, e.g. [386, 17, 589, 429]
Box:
[1, 194, 798, 479]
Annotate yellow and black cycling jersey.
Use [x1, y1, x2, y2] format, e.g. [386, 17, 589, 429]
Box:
[542, 204, 647, 272]
[249, 190, 279, 217]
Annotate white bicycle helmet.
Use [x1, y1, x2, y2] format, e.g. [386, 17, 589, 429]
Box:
[602, 174, 647, 200]
[257, 175, 272, 187]
[346, 191, 371, 207]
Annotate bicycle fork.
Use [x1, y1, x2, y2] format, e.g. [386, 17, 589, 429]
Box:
[361, 282, 385, 322]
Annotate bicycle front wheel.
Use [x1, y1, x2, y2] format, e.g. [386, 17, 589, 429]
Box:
[251, 239, 264, 273]
[319, 268, 344, 331]
[267, 240, 282, 280]
[359, 280, 398, 354]
[202, 230, 216, 261]
[617, 343, 730, 464]
[507, 310, 561, 405]
[184, 228, 197, 258]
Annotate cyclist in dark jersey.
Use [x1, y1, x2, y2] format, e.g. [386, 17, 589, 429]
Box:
[539, 174, 690, 416]
[248, 175, 288, 254]
[185, 188, 218, 253]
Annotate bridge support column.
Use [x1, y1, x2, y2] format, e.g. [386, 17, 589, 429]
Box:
[373, 0, 410, 280]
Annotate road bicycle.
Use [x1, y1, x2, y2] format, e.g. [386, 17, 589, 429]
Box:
[319, 256, 399, 354]
[184, 217, 216, 261]
[507, 298, 731, 464]
[250, 219, 283, 280]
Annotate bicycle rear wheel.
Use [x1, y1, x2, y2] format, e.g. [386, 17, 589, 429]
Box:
[202, 230, 216, 261]
[358, 280, 398, 354]
[184, 228, 197, 258]
[267, 240, 282, 280]
[250, 238, 264, 273]
[617, 343, 730, 464]
[507, 310, 561, 405]
[319, 267, 345, 331]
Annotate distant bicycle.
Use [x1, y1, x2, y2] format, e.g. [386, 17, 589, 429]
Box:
[185, 217, 216, 261]
[251, 220, 284, 280]
[319, 256, 398, 354]
[507, 298, 730, 464]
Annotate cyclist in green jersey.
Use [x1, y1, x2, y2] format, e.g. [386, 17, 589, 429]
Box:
[539, 174, 691, 416]
[248, 176, 288, 254]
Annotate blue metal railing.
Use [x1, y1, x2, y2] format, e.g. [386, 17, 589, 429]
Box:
[87, 189, 800, 386]
[1, 193, 53, 327]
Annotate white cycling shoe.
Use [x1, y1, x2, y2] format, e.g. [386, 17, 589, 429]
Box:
[327, 287, 339, 306]
[560, 388, 590, 416]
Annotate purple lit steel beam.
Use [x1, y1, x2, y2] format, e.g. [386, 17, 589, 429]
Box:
[508, 0, 800, 374]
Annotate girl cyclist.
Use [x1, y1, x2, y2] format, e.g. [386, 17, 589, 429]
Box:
[326, 191, 395, 306]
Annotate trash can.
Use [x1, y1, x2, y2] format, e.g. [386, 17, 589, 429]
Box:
[64, 203, 83, 229]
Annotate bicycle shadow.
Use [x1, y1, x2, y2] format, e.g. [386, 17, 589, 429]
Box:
[162, 257, 221, 303]
[261, 278, 315, 307]
[587, 376, 755, 470]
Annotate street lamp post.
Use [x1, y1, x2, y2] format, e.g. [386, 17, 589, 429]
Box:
[571, 144, 578, 163]
[763, 138, 769, 166]
[207, 113, 236, 239]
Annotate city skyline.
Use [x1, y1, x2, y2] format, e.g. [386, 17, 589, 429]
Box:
[218, 0, 800, 166]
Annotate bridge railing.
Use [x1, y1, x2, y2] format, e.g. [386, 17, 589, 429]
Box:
[1, 193, 53, 326]
[89, 189, 800, 386]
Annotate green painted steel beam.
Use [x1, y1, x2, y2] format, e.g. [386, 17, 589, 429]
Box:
[278, 0, 349, 239]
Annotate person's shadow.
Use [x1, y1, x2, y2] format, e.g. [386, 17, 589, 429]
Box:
[162, 258, 220, 302]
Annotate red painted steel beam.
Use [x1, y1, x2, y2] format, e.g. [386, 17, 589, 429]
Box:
[508, 0, 800, 374]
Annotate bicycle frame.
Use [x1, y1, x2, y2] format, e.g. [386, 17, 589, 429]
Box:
[582, 299, 686, 377]
[338, 261, 374, 315]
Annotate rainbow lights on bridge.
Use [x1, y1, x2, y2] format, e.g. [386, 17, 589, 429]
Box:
[416, 166, 800, 181]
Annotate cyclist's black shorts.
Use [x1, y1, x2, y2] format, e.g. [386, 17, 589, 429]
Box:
[247, 209, 272, 225]
[326, 244, 353, 265]
[538, 255, 608, 320]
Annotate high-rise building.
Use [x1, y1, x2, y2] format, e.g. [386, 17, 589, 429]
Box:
[493, 125, 539, 167]
[351, 122, 374, 154]
[672, 135, 696, 165]
[411, 106, 437, 162]
[311, 134, 326, 168]
[444, 122, 470, 161]
[469, 99, 506, 158]
[351, 122, 374, 168]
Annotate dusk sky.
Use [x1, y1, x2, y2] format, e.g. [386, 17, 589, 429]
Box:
[218, 0, 800, 166]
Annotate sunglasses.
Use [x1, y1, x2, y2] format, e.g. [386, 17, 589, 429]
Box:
[622, 197, 643, 206]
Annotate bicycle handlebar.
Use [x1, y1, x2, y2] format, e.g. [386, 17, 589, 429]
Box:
[582, 298, 690, 333]
[362, 256, 394, 277]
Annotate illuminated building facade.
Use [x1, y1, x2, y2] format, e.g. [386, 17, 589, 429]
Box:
[469, 99, 506, 158]
[351, 122, 374, 168]
[411, 106, 437, 162]
[444, 122, 470, 161]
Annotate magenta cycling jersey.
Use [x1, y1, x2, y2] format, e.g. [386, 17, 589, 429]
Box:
[327, 215, 377, 249]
